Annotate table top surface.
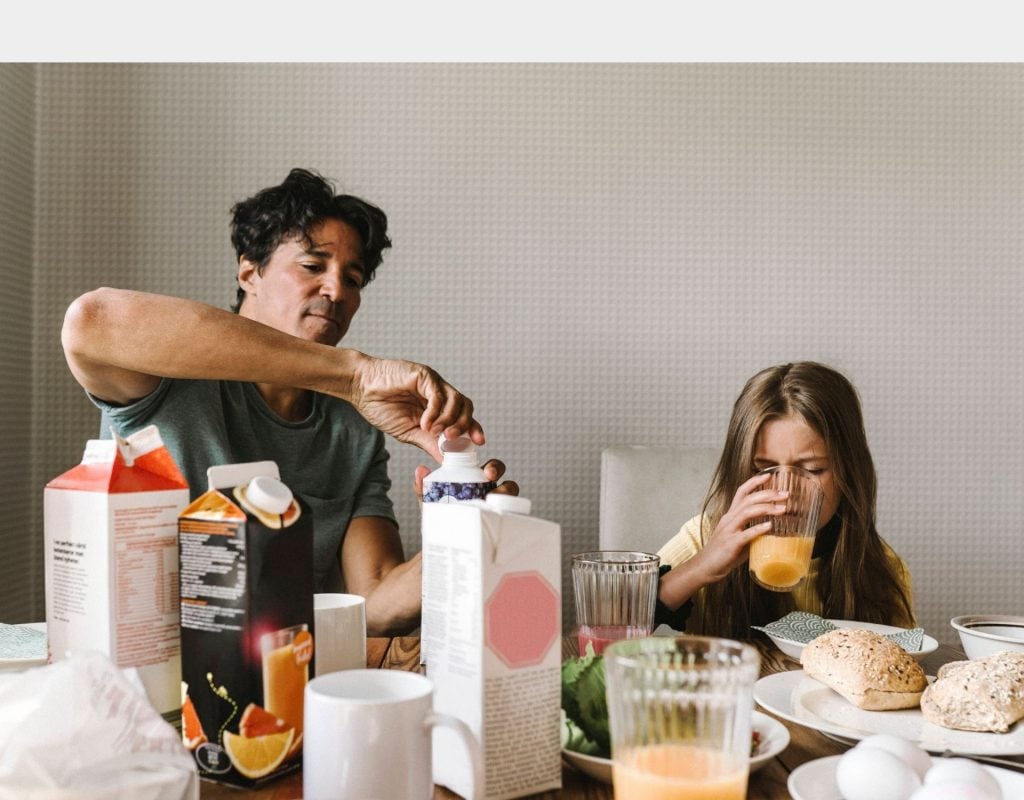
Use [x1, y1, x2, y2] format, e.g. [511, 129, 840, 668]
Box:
[198, 633, 980, 800]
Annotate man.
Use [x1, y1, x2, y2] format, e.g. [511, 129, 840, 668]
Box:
[62, 168, 513, 636]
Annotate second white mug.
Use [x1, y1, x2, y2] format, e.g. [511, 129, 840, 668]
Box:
[303, 669, 482, 800]
[313, 593, 366, 676]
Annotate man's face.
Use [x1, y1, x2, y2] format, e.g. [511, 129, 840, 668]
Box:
[237, 218, 365, 346]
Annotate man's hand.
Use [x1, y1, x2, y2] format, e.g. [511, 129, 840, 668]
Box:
[349, 355, 484, 461]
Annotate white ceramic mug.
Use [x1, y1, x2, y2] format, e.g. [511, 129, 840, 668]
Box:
[313, 593, 366, 676]
[303, 669, 483, 800]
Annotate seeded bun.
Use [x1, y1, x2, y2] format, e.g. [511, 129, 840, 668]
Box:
[800, 628, 927, 710]
[920, 651, 1024, 733]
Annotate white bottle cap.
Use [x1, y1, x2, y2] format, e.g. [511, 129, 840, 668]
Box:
[438, 434, 476, 454]
[438, 433, 480, 465]
[246, 475, 293, 515]
[485, 493, 532, 515]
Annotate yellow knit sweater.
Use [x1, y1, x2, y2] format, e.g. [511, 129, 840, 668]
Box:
[657, 515, 915, 632]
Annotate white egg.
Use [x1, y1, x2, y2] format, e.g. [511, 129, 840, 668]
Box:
[910, 781, 1000, 799]
[857, 733, 933, 782]
[924, 758, 1002, 799]
[836, 745, 922, 800]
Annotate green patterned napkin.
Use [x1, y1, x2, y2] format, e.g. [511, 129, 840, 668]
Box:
[752, 611, 925, 652]
[0, 623, 46, 660]
[885, 626, 927, 652]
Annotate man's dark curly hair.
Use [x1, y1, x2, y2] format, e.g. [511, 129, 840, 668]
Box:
[229, 168, 391, 312]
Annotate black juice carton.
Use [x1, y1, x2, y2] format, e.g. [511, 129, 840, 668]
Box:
[178, 461, 314, 788]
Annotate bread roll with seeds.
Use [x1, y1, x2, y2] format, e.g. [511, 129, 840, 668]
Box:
[800, 628, 927, 710]
[920, 650, 1024, 733]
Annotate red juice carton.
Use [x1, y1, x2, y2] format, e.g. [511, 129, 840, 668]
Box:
[422, 494, 562, 799]
[178, 461, 313, 787]
[44, 423, 189, 727]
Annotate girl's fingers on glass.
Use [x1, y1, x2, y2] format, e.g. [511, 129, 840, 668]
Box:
[747, 521, 772, 535]
[739, 472, 773, 492]
[746, 489, 789, 505]
[739, 502, 787, 524]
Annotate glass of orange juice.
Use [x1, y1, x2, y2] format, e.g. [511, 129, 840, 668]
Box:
[261, 623, 313, 735]
[747, 465, 823, 592]
[604, 636, 759, 800]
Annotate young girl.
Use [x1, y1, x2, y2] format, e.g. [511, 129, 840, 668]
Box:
[656, 361, 915, 639]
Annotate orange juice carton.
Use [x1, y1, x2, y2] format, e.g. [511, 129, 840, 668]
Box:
[178, 461, 313, 788]
[422, 494, 562, 799]
[44, 423, 189, 727]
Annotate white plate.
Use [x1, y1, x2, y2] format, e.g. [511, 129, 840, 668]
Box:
[755, 670, 1024, 756]
[788, 754, 1024, 800]
[561, 748, 613, 783]
[561, 710, 790, 784]
[0, 622, 46, 671]
[766, 620, 939, 663]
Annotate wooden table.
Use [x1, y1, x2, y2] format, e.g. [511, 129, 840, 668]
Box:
[199, 634, 969, 799]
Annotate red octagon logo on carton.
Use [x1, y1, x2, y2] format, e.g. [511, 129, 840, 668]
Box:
[485, 571, 559, 668]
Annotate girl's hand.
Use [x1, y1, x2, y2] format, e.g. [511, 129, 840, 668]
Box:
[695, 472, 789, 583]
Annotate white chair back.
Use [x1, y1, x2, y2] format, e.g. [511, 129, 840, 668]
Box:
[598, 446, 720, 555]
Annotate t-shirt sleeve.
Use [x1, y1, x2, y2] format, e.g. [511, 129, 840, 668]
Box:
[349, 430, 397, 525]
[87, 378, 174, 435]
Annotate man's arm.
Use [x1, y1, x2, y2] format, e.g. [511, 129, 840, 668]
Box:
[62, 287, 480, 459]
[339, 516, 421, 636]
[62, 287, 366, 404]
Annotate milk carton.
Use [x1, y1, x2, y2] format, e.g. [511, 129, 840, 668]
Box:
[44, 424, 189, 726]
[422, 494, 562, 799]
[178, 461, 313, 788]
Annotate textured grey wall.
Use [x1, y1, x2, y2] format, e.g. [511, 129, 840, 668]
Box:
[0, 63, 37, 622]
[17, 63, 1024, 642]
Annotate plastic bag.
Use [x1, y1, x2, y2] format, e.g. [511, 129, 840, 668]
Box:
[0, 650, 198, 800]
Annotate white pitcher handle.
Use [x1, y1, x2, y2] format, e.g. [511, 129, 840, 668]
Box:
[424, 711, 484, 800]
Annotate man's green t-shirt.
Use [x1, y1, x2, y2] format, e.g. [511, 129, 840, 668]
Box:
[92, 378, 397, 590]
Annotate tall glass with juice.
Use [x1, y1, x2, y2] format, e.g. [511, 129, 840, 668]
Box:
[748, 465, 823, 592]
[604, 636, 759, 800]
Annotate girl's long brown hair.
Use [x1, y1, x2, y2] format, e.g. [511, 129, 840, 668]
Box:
[697, 362, 914, 638]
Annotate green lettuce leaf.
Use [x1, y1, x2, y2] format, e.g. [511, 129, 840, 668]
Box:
[560, 644, 610, 757]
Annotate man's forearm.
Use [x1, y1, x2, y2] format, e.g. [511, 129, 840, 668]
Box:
[358, 555, 422, 637]
[341, 519, 422, 637]
[62, 287, 363, 404]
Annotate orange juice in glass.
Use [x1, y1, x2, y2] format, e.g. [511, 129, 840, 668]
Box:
[261, 623, 312, 735]
[749, 534, 815, 590]
[748, 465, 823, 592]
[604, 637, 759, 800]
[613, 744, 747, 799]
